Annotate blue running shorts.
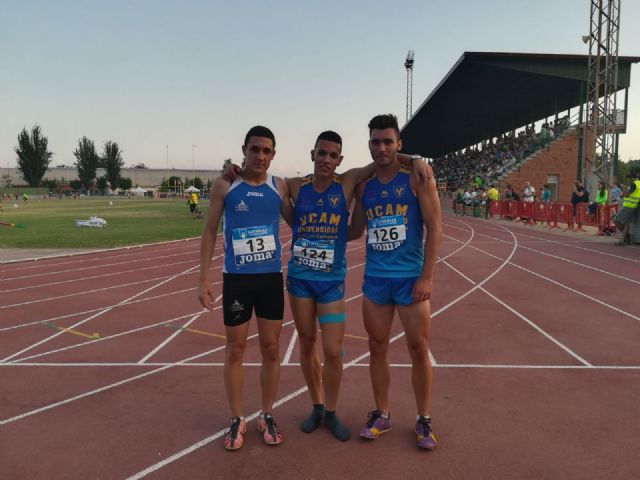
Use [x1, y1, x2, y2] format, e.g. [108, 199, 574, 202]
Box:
[362, 275, 418, 306]
[286, 276, 345, 304]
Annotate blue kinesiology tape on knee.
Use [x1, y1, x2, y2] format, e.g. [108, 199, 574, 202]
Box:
[318, 313, 346, 324]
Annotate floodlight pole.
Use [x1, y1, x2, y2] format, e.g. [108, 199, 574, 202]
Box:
[405, 50, 415, 124]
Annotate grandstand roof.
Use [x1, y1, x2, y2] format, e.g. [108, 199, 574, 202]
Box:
[401, 52, 640, 158]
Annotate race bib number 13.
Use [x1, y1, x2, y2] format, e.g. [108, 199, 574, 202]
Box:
[232, 225, 276, 265]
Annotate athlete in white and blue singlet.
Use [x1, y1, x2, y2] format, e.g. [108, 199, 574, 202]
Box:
[199, 126, 293, 451]
[350, 114, 441, 450]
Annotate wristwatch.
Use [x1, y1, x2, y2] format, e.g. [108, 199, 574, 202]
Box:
[410, 155, 425, 163]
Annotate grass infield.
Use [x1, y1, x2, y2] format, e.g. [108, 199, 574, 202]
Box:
[0, 197, 207, 248]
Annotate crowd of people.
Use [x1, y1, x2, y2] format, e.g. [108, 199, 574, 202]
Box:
[433, 118, 570, 190]
[450, 172, 640, 244]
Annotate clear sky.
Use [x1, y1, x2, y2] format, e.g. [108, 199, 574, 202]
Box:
[1, 0, 639, 178]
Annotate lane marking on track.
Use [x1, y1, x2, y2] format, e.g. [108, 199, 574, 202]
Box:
[282, 329, 298, 365]
[4, 362, 640, 370]
[41, 322, 100, 340]
[442, 260, 591, 367]
[444, 221, 640, 285]
[444, 229, 640, 324]
[164, 324, 226, 340]
[452, 216, 640, 264]
[343, 333, 368, 341]
[0, 320, 295, 426]
[0, 257, 215, 363]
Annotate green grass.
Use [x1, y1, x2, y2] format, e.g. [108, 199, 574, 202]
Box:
[0, 197, 208, 248]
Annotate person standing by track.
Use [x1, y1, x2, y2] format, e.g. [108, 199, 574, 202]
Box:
[198, 125, 293, 451]
[350, 114, 441, 450]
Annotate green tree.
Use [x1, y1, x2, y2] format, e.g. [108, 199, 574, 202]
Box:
[96, 176, 109, 193]
[14, 125, 54, 187]
[192, 176, 204, 190]
[74, 137, 99, 190]
[119, 177, 133, 191]
[101, 141, 124, 191]
[70, 179, 82, 191]
[167, 175, 182, 192]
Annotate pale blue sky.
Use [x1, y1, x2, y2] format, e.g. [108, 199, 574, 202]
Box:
[1, 0, 639, 177]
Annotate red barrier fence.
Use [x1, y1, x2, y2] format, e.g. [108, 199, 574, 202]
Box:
[490, 200, 618, 234]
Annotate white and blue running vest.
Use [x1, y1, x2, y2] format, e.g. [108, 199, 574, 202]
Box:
[287, 175, 348, 281]
[362, 168, 424, 277]
[222, 175, 282, 274]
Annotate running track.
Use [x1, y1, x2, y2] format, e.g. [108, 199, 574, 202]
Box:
[1, 210, 640, 480]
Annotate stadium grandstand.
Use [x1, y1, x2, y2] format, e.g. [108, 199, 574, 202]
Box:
[401, 52, 640, 203]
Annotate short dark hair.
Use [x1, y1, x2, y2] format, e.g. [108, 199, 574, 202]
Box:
[368, 114, 400, 136]
[244, 125, 275, 148]
[315, 130, 342, 149]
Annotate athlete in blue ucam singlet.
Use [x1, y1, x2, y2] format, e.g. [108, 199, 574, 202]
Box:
[287, 173, 348, 281]
[223, 174, 282, 274]
[350, 114, 441, 451]
[198, 126, 293, 451]
[362, 166, 424, 279]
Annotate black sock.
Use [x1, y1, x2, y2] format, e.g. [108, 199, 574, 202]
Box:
[324, 411, 351, 441]
[300, 404, 324, 433]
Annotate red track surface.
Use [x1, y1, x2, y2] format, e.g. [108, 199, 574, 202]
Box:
[2, 211, 640, 480]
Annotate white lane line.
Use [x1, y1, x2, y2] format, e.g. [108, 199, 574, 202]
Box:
[0, 262, 204, 363]
[0, 258, 198, 294]
[0, 237, 201, 270]
[282, 329, 298, 365]
[444, 221, 640, 285]
[0, 319, 297, 426]
[3, 362, 639, 370]
[442, 260, 592, 367]
[449, 234, 640, 324]
[1, 274, 197, 309]
[456, 217, 640, 264]
[1, 250, 201, 282]
[137, 305, 213, 364]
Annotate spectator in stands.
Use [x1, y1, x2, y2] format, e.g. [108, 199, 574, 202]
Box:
[610, 183, 622, 204]
[523, 181, 536, 203]
[614, 172, 640, 245]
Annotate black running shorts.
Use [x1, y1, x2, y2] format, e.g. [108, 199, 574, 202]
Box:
[222, 272, 284, 326]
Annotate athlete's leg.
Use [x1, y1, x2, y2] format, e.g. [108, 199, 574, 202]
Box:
[256, 316, 283, 413]
[397, 301, 433, 416]
[224, 321, 251, 417]
[289, 294, 321, 404]
[363, 297, 395, 413]
[317, 299, 346, 412]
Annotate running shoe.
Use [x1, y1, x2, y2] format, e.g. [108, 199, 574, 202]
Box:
[359, 410, 392, 439]
[415, 416, 437, 450]
[257, 413, 283, 445]
[224, 417, 246, 451]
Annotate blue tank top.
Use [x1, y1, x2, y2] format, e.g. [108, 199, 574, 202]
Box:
[362, 169, 424, 277]
[222, 175, 282, 274]
[288, 175, 348, 281]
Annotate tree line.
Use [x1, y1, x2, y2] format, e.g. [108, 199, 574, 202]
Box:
[14, 124, 128, 191]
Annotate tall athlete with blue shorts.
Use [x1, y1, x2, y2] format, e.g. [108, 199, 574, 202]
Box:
[350, 114, 441, 450]
[199, 126, 293, 451]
